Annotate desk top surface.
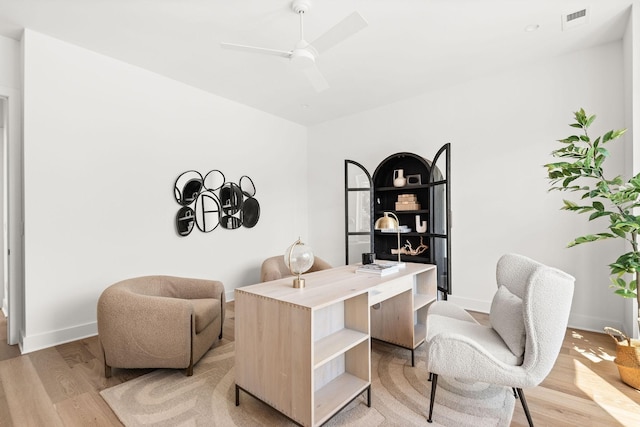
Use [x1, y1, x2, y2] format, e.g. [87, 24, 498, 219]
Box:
[235, 262, 436, 309]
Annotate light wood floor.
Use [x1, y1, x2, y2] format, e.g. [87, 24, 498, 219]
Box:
[0, 304, 638, 426]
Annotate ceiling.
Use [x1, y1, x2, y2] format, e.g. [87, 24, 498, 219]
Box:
[0, 0, 635, 126]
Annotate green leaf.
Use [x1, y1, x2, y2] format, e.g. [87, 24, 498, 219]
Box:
[610, 264, 626, 274]
[588, 211, 609, 221]
[575, 109, 587, 125]
[558, 136, 580, 143]
[612, 228, 628, 238]
[593, 201, 604, 211]
[614, 289, 637, 298]
[611, 129, 627, 139]
[562, 176, 579, 187]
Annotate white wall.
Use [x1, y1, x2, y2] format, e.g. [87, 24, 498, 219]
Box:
[0, 34, 20, 89]
[21, 30, 308, 352]
[623, 4, 640, 338]
[308, 41, 628, 333]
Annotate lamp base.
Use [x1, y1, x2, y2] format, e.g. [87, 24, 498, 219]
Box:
[293, 278, 305, 288]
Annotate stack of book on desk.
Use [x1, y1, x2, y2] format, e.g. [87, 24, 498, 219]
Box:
[356, 263, 400, 276]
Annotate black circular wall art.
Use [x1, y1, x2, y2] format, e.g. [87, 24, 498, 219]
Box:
[174, 170, 203, 206]
[173, 170, 260, 236]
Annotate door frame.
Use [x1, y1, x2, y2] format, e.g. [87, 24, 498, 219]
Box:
[0, 86, 23, 346]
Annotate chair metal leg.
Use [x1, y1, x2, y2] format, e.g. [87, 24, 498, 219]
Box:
[515, 388, 534, 427]
[427, 373, 438, 423]
[512, 387, 518, 398]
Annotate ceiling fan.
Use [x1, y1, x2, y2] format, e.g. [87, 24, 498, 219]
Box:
[220, 0, 368, 92]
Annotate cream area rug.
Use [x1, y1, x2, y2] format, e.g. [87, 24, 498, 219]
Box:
[101, 340, 515, 426]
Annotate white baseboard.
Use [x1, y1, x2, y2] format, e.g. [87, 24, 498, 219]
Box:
[15, 293, 621, 353]
[567, 313, 623, 335]
[442, 295, 622, 335]
[20, 292, 236, 353]
[20, 322, 97, 354]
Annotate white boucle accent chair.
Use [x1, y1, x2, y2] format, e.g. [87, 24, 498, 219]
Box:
[425, 254, 575, 426]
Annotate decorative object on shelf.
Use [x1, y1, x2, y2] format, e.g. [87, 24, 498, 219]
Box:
[381, 224, 411, 233]
[284, 237, 315, 288]
[395, 193, 421, 211]
[362, 252, 375, 265]
[415, 215, 427, 233]
[374, 212, 405, 268]
[406, 174, 422, 186]
[173, 170, 260, 236]
[393, 169, 406, 187]
[391, 236, 428, 256]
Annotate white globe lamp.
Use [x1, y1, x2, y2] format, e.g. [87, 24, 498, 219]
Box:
[284, 237, 315, 288]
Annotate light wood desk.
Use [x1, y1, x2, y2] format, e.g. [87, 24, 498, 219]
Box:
[234, 262, 437, 427]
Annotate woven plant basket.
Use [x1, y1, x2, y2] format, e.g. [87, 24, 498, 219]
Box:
[605, 327, 640, 390]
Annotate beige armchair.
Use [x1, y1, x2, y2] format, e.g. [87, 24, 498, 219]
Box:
[97, 275, 225, 377]
[260, 255, 332, 282]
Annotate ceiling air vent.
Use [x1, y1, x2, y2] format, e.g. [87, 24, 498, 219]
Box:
[562, 8, 589, 31]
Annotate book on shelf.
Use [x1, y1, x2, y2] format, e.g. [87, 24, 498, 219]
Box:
[381, 225, 411, 233]
[356, 263, 400, 276]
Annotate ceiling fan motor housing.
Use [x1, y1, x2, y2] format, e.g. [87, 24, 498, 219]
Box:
[291, 47, 315, 68]
[292, 0, 311, 14]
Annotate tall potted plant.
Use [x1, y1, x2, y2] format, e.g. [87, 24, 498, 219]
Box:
[545, 108, 640, 389]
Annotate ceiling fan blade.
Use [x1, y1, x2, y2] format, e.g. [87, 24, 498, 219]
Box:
[309, 11, 368, 54]
[303, 64, 329, 93]
[220, 42, 292, 58]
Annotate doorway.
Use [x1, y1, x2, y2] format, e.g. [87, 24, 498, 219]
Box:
[1, 97, 6, 320]
[0, 87, 22, 348]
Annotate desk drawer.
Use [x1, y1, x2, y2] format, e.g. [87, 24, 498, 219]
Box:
[368, 276, 413, 306]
